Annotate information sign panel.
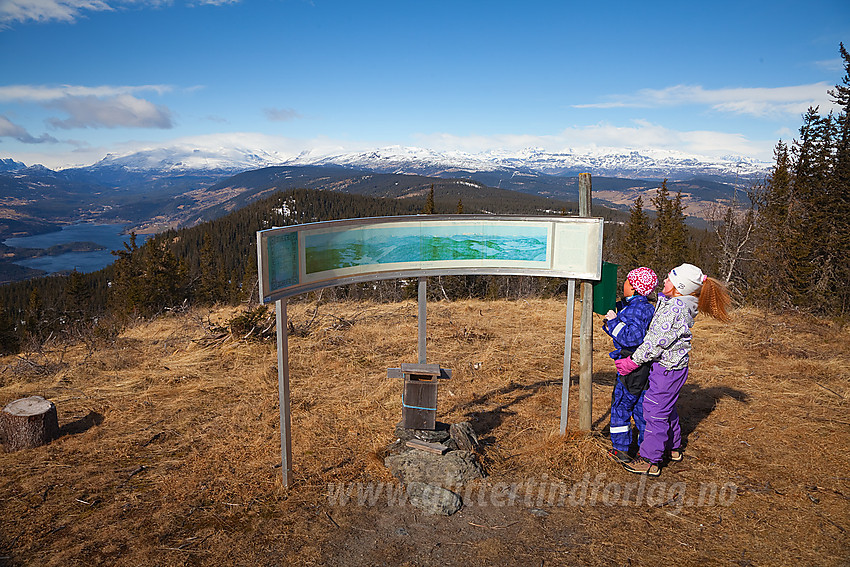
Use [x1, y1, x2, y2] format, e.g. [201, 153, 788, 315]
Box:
[258, 215, 603, 303]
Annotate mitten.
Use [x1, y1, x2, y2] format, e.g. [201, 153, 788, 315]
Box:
[615, 356, 640, 375]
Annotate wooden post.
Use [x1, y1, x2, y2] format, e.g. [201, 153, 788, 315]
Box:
[559, 278, 576, 435]
[275, 300, 293, 488]
[1, 396, 60, 452]
[578, 173, 594, 431]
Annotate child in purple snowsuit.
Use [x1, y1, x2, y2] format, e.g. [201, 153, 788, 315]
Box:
[615, 263, 732, 477]
[602, 267, 657, 463]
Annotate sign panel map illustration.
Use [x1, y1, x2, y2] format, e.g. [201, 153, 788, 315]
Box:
[259, 216, 603, 302]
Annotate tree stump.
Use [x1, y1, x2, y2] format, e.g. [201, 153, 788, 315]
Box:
[1, 396, 60, 452]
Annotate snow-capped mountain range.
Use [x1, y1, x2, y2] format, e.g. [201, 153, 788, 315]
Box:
[75, 144, 771, 183]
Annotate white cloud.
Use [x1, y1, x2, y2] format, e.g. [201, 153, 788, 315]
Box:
[190, 0, 240, 5]
[574, 83, 839, 118]
[414, 120, 775, 161]
[0, 85, 175, 129]
[0, 114, 59, 143]
[0, 0, 212, 26]
[0, 0, 112, 26]
[46, 94, 174, 129]
[263, 107, 303, 122]
[815, 58, 844, 73]
[0, 84, 173, 102]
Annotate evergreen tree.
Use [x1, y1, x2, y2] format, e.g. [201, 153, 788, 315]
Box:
[64, 270, 91, 315]
[140, 241, 188, 316]
[670, 190, 689, 266]
[826, 42, 850, 314]
[747, 45, 850, 317]
[829, 43, 850, 191]
[424, 184, 435, 214]
[24, 288, 43, 341]
[650, 180, 689, 276]
[456, 197, 464, 214]
[750, 141, 797, 306]
[110, 233, 145, 315]
[0, 308, 19, 355]
[617, 195, 652, 268]
[197, 232, 227, 304]
[110, 233, 188, 317]
[788, 108, 833, 308]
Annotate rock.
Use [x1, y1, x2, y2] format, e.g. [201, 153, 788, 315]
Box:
[384, 449, 483, 487]
[449, 422, 480, 453]
[394, 421, 450, 444]
[406, 482, 462, 516]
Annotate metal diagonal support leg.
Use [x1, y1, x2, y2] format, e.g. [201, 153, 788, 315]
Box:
[560, 279, 576, 435]
[275, 300, 293, 488]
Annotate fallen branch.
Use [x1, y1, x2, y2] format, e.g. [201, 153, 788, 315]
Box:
[816, 383, 845, 399]
[468, 521, 518, 529]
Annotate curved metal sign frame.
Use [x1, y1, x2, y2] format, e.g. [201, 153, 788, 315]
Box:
[257, 214, 603, 303]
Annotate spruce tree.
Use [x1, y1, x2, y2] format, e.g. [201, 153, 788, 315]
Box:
[64, 270, 91, 313]
[110, 233, 144, 315]
[748, 44, 850, 318]
[0, 308, 19, 355]
[198, 232, 226, 304]
[788, 108, 833, 308]
[140, 242, 187, 316]
[670, 190, 690, 268]
[618, 195, 652, 268]
[650, 180, 689, 276]
[424, 184, 435, 214]
[25, 288, 43, 341]
[750, 141, 795, 306]
[826, 42, 850, 315]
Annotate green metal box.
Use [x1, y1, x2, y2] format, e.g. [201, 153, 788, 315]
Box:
[592, 261, 619, 315]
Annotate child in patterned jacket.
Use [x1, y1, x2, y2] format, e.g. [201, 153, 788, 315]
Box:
[615, 263, 731, 477]
[602, 267, 658, 464]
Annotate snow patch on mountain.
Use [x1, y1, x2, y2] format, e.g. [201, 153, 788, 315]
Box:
[45, 143, 772, 181]
[281, 145, 770, 181]
[91, 144, 285, 173]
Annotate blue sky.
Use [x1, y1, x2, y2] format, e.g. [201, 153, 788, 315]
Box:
[0, 0, 848, 169]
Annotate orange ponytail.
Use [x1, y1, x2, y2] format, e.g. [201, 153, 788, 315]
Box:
[696, 277, 732, 323]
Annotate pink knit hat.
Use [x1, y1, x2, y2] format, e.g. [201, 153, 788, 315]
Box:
[627, 267, 658, 296]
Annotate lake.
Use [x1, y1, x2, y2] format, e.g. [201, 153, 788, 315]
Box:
[3, 223, 151, 275]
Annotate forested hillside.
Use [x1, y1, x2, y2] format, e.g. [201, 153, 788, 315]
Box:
[0, 184, 590, 353]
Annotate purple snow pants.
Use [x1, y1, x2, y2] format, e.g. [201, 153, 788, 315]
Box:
[638, 363, 689, 463]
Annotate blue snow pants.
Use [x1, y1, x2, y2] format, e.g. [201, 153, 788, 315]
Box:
[610, 376, 646, 453]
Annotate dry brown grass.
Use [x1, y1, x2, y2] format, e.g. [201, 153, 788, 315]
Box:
[0, 298, 848, 566]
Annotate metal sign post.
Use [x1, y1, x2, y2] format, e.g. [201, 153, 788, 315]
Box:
[275, 300, 293, 488]
[559, 279, 576, 435]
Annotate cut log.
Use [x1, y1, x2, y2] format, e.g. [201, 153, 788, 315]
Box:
[449, 422, 480, 453]
[1, 396, 60, 452]
[405, 439, 449, 455]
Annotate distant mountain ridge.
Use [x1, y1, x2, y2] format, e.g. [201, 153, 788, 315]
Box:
[2, 142, 763, 249]
[72, 143, 771, 183]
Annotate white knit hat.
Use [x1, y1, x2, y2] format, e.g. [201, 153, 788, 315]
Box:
[668, 263, 706, 295]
